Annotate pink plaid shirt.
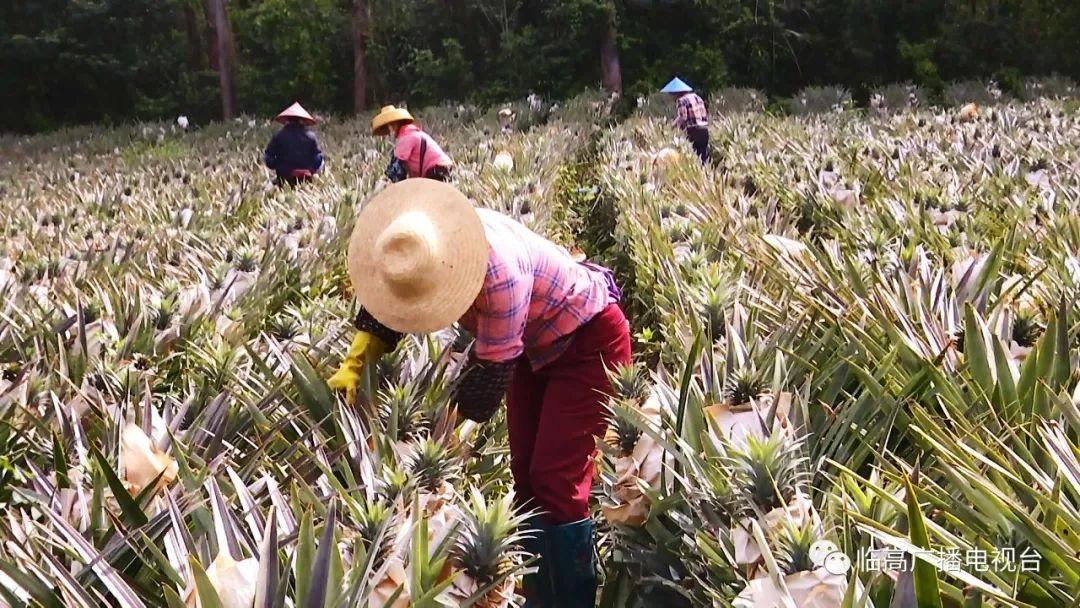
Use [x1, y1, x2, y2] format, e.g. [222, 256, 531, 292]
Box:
[459, 209, 614, 370]
[676, 93, 709, 130]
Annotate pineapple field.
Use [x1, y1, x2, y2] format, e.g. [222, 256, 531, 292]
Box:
[2, 80, 1080, 607]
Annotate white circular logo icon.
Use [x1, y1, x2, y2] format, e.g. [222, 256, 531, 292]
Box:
[823, 551, 852, 575]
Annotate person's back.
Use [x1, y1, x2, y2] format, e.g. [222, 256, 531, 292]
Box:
[265, 122, 323, 180]
[394, 123, 453, 180]
[458, 208, 611, 368]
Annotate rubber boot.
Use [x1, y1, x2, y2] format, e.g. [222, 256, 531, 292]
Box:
[521, 516, 555, 607]
[546, 518, 598, 608]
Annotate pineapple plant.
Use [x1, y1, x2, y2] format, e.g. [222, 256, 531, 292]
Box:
[448, 489, 532, 607]
[408, 437, 461, 496]
[379, 383, 430, 443]
[724, 366, 767, 409]
[2, 89, 1080, 608]
[728, 431, 805, 515]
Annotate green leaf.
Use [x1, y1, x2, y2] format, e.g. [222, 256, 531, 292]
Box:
[163, 586, 187, 608]
[304, 501, 337, 608]
[290, 354, 339, 442]
[91, 446, 148, 528]
[189, 556, 226, 608]
[903, 471, 943, 608]
[255, 508, 279, 608]
[51, 432, 69, 490]
[295, 509, 315, 606]
[963, 304, 995, 402]
[0, 560, 63, 608]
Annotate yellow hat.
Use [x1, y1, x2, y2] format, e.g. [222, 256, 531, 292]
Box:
[371, 105, 415, 135]
[348, 180, 488, 334]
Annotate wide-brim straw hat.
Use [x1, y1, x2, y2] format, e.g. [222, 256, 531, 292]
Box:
[275, 102, 316, 125]
[371, 105, 415, 135]
[348, 179, 488, 334]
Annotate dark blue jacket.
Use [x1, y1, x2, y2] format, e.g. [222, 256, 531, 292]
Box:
[264, 124, 323, 177]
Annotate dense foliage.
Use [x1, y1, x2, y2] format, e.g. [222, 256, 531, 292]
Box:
[4, 0, 1080, 133]
[3, 80, 1080, 606]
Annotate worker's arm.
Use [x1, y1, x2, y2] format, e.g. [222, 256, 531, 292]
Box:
[309, 132, 324, 172]
[385, 156, 408, 183]
[452, 355, 515, 422]
[450, 262, 530, 422]
[264, 133, 280, 169]
[327, 308, 403, 396]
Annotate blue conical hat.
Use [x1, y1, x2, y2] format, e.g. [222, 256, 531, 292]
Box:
[661, 77, 693, 93]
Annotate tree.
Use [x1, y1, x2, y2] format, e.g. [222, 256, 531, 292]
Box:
[205, 0, 237, 118]
[599, 4, 622, 95]
[353, 0, 370, 112]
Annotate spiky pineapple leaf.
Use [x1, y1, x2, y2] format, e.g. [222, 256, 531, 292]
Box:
[90, 446, 148, 528]
[902, 471, 943, 608]
[189, 556, 226, 608]
[254, 506, 279, 608]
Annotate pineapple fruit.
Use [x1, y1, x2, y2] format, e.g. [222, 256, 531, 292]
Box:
[602, 364, 665, 527]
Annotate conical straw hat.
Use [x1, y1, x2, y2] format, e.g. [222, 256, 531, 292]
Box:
[660, 77, 693, 94]
[371, 105, 416, 135]
[275, 102, 316, 125]
[348, 180, 488, 334]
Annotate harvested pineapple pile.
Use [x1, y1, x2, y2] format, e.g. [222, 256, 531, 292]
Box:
[1, 82, 1080, 607]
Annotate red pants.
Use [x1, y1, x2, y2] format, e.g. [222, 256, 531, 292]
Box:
[507, 304, 632, 524]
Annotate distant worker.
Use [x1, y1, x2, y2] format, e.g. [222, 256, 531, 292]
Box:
[264, 102, 324, 187]
[662, 77, 710, 164]
[372, 105, 454, 183]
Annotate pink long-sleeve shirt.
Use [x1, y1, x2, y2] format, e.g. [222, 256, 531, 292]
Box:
[395, 123, 453, 178]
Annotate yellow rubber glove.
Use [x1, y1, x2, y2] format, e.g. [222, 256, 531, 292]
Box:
[328, 331, 388, 400]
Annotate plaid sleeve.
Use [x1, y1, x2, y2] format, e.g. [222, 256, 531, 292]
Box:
[675, 98, 689, 129]
[471, 261, 531, 363]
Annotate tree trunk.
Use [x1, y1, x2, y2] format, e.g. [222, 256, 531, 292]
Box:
[205, 0, 237, 119]
[352, 0, 370, 113]
[599, 7, 623, 95]
[183, 1, 204, 70]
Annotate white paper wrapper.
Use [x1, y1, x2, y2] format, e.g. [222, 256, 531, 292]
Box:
[731, 492, 821, 566]
[704, 392, 793, 448]
[734, 568, 848, 608]
[121, 422, 177, 494]
[185, 553, 258, 608]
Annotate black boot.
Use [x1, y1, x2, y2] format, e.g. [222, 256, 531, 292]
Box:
[522, 516, 555, 607]
[546, 518, 598, 607]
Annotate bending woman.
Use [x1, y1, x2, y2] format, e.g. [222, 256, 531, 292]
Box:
[371, 105, 453, 182]
[329, 180, 630, 607]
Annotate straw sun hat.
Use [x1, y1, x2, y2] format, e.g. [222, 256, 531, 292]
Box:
[371, 105, 416, 135]
[348, 179, 488, 334]
[275, 102, 316, 125]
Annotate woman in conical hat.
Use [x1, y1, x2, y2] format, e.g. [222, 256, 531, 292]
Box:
[662, 77, 711, 164]
[264, 102, 323, 187]
[328, 180, 630, 607]
[371, 105, 454, 183]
